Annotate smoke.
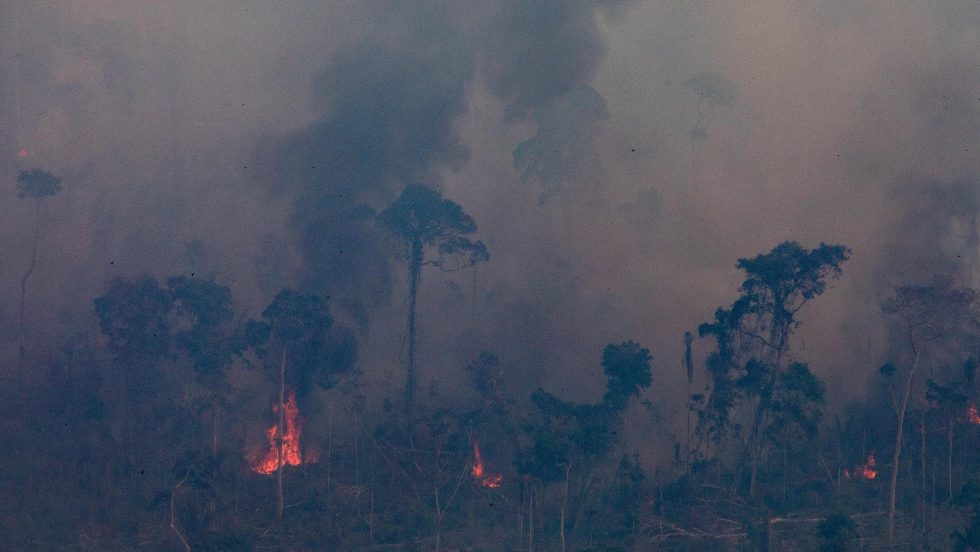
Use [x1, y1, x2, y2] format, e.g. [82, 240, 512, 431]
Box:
[480, 0, 633, 199]
[0, 1, 978, 461]
[263, 38, 474, 324]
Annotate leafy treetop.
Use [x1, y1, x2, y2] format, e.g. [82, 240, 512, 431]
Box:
[17, 168, 62, 199]
[377, 183, 488, 269]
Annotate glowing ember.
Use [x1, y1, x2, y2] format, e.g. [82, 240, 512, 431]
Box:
[471, 442, 503, 488]
[968, 404, 980, 425]
[855, 452, 877, 480]
[252, 392, 304, 475]
[16, 148, 30, 159]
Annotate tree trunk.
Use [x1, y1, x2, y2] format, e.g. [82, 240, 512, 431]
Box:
[948, 423, 954, 502]
[170, 476, 191, 552]
[888, 347, 920, 545]
[518, 483, 524, 549]
[277, 347, 286, 520]
[920, 413, 927, 533]
[434, 484, 442, 552]
[405, 238, 423, 420]
[18, 199, 40, 380]
[685, 379, 692, 475]
[326, 407, 332, 513]
[211, 393, 219, 456]
[742, 323, 788, 499]
[528, 486, 534, 552]
[560, 464, 570, 552]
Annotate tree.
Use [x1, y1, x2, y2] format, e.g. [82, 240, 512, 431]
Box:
[697, 241, 849, 498]
[245, 289, 356, 519]
[169, 276, 241, 455]
[377, 184, 488, 418]
[518, 341, 652, 550]
[925, 358, 977, 502]
[15, 168, 62, 376]
[94, 276, 176, 480]
[602, 340, 654, 411]
[881, 280, 979, 544]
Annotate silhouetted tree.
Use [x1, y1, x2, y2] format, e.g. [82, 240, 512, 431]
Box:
[94, 276, 175, 481]
[169, 276, 241, 455]
[378, 184, 488, 418]
[697, 241, 849, 498]
[519, 341, 652, 549]
[602, 340, 654, 411]
[245, 289, 356, 519]
[15, 168, 62, 376]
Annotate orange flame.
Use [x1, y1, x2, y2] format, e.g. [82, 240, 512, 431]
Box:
[855, 452, 877, 480]
[252, 392, 305, 475]
[472, 442, 502, 488]
[16, 148, 30, 159]
[968, 404, 980, 425]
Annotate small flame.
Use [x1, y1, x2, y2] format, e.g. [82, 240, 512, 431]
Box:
[16, 148, 30, 159]
[855, 452, 877, 480]
[472, 442, 503, 488]
[968, 404, 980, 425]
[251, 392, 305, 475]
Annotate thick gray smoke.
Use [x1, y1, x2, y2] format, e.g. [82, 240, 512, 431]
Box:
[263, 40, 473, 324]
[1, 2, 978, 459]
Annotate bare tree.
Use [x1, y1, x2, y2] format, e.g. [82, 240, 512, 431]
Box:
[882, 280, 979, 544]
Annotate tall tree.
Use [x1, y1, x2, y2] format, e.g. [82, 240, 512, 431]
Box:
[15, 168, 62, 376]
[378, 184, 488, 418]
[697, 241, 849, 497]
[881, 280, 979, 544]
[245, 289, 356, 519]
[94, 276, 175, 479]
[169, 276, 240, 455]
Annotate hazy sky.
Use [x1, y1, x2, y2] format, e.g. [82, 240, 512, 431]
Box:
[1, 2, 978, 451]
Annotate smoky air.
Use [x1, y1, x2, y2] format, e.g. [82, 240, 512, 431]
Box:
[0, 2, 978, 550]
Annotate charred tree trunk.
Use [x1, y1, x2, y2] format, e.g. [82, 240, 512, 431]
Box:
[277, 347, 286, 520]
[405, 238, 422, 420]
[888, 345, 920, 545]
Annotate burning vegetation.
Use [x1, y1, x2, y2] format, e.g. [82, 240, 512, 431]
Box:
[471, 441, 503, 488]
[251, 392, 306, 475]
[3, 188, 977, 551]
[842, 452, 877, 480]
[855, 452, 877, 480]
